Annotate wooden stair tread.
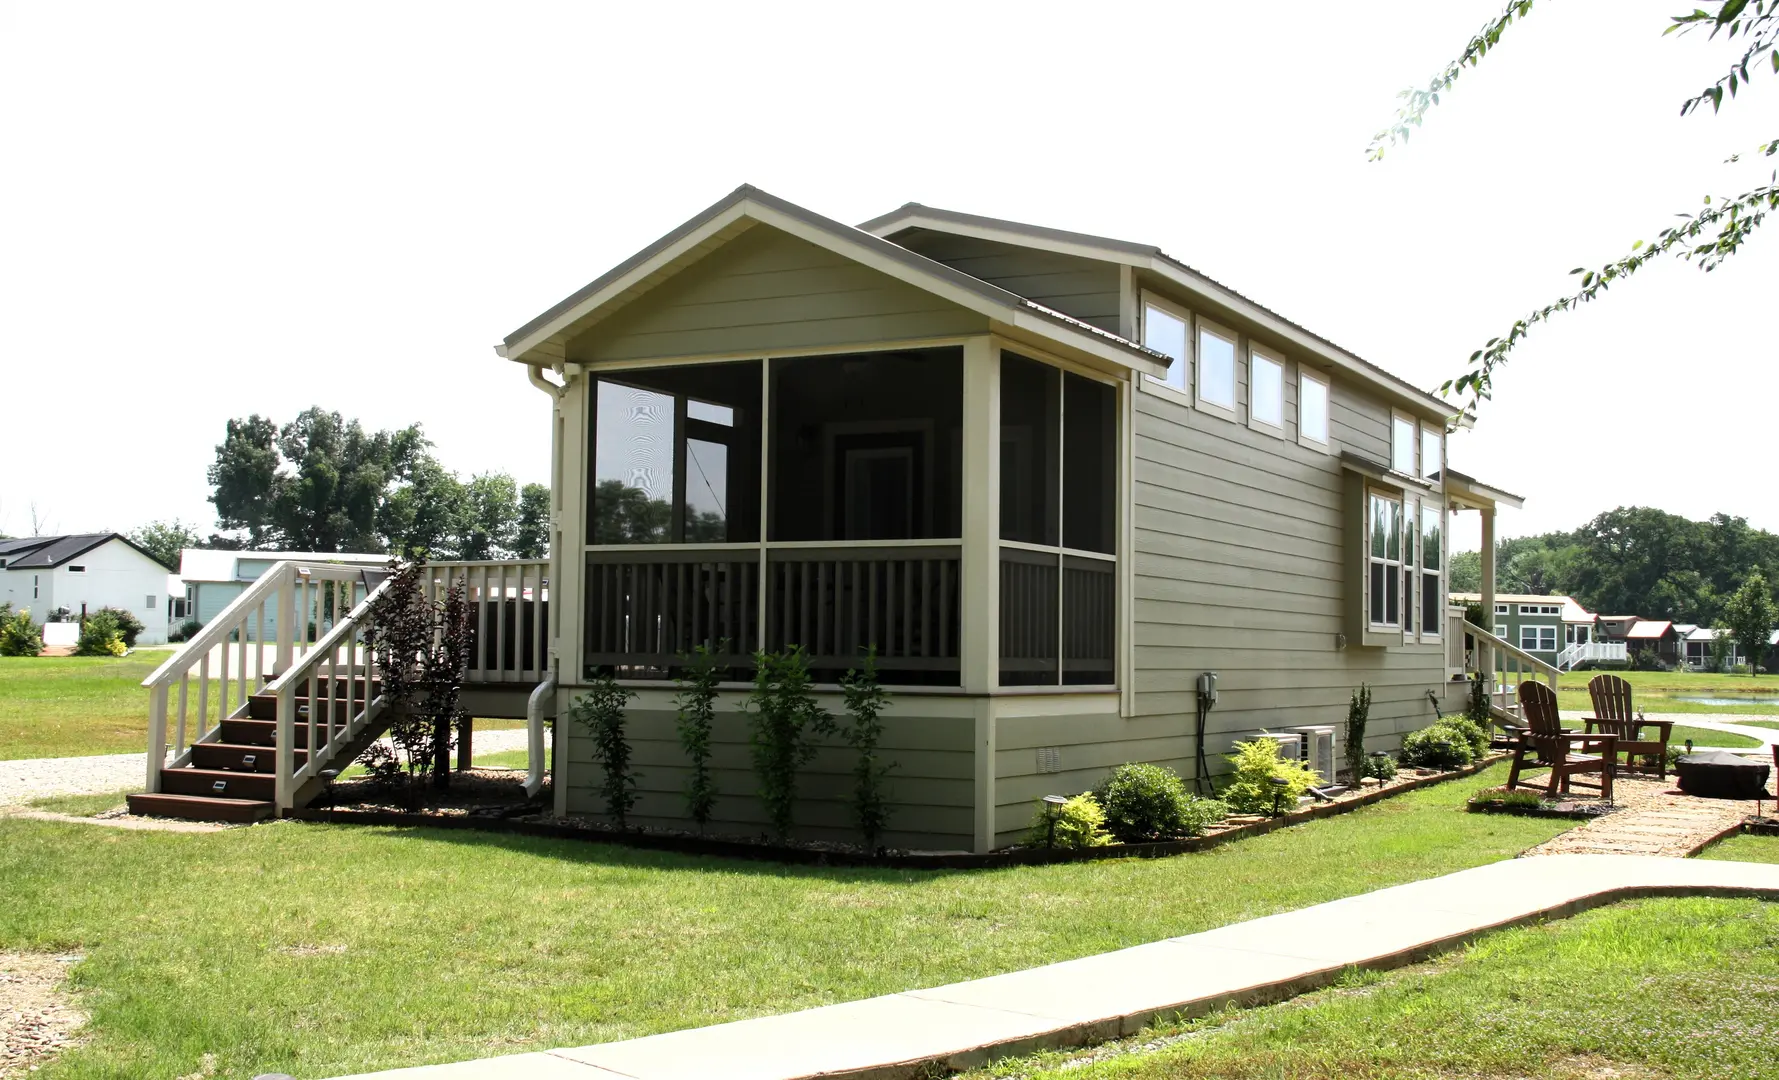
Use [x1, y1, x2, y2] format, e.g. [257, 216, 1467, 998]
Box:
[127, 793, 276, 823]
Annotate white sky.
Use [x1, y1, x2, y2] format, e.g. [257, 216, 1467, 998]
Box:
[2, 0, 1772, 553]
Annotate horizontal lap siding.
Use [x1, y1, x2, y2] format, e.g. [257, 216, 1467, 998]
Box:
[559, 689, 976, 850]
[570, 227, 987, 362]
[992, 696, 1183, 848]
[892, 230, 1123, 334]
[1131, 344, 1456, 786]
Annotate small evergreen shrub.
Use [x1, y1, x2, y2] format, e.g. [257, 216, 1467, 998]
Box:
[1179, 795, 1230, 836]
[74, 612, 126, 657]
[93, 606, 146, 648]
[1360, 752, 1399, 782]
[571, 675, 640, 827]
[1400, 722, 1477, 770]
[1343, 683, 1372, 783]
[1094, 762, 1192, 842]
[1026, 792, 1112, 849]
[0, 606, 43, 657]
[1220, 736, 1321, 815]
[357, 743, 404, 791]
[169, 617, 202, 643]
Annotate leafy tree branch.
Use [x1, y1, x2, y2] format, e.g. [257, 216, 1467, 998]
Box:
[1366, 0, 1537, 161]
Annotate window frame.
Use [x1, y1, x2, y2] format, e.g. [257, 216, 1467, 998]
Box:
[1193, 317, 1240, 420]
[67, 564, 86, 574]
[1418, 503, 1443, 640]
[1297, 367, 1333, 453]
[1137, 291, 1193, 407]
[1521, 624, 1557, 653]
[1494, 603, 1509, 615]
[1389, 409, 1417, 476]
[1495, 624, 1508, 638]
[1420, 423, 1444, 480]
[1366, 488, 1405, 632]
[1246, 343, 1287, 438]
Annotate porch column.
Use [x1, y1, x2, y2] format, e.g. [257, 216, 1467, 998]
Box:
[961, 336, 1000, 852]
[1479, 504, 1497, 702]
[552, 368, 589, 821]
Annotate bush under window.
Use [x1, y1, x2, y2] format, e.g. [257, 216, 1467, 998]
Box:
[1220, 737, 1322, 815]
[1400, 722, 1477, 770]
[1026, 792, 1112, 849]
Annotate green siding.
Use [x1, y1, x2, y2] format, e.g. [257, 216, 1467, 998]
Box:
[568, 226, 988, 363]
[892, 229, 1123, 334]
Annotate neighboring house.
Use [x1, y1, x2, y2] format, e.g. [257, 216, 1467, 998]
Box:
[176, 548, 387, 640]
[1596, 615, 1641, 644]
[494, 186, 1525, 852]
[1448, 592, 1604, 668]
[1683, 626, 1745, 670]
[1625, 620, 1681, 666]
[0, 533, 174, 643]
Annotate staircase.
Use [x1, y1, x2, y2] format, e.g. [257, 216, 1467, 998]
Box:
[1463, 619, 1561, 735]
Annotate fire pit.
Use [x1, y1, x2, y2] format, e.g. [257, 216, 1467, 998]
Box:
[1674, 750, 1771, 800]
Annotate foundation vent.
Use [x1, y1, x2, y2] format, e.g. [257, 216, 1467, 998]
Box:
[1036, 746, 1062, 774]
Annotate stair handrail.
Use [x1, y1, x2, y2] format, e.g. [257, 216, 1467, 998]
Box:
[1464, 620, 1560, 730]
[265, 573, 397, 808]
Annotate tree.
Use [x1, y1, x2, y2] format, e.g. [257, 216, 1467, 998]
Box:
[128, 519, 199, 569]
[208, 415, 282, 547]
[1373, 1, 1779, 408]
[514, 482, 551, 559]
[379, 455, 464, 558]
[1723, 568, 1778, 675]
[1448, 550, 1482, 593]
[454, 472, 520, 561]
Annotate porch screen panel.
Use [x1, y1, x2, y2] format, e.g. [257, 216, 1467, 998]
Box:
[583, 550, 759, 680]
[999, 353, 1058, 546]
[1062, 373, 1115, 554]
[1061, 555, 1116, 684]
[765, 545, 961, 686]
[999, 547, 1059, 685]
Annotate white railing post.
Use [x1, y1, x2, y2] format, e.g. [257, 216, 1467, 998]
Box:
[146, 683, 169, 792]
[274, 568, 297, 679]
[274, 682, 295, 811]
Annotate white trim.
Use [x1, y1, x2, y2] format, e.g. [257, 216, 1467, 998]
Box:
[1365, 488, 1405, 631]
[1246, 344, 1286, 437]
[1137, 291, 1191, 398]
[1194, 318, 1239, 419]
[996, 538, 1117, 562]
[574, 337, 978, 372]
[1297, 366, 1333, 452]
[1420, 423, 1444, 481]
[1390, 408, 1418, 477]
[1417, 502, 1443, 641]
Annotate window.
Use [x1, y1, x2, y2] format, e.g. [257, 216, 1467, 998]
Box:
[1140, 297, 1189, 395]
[1520, 625, 1557, 652]
[67, 564, 86, 574]
[1390, 414, 1415, 475]
[1495, 624, 1508, 638]
[1367, 491, 1403, 628]
[1494, 603, 1509, 615]
[1248, 347, 1284, 434]
[1402, 498, 1417, 635]
[1298, 369, 1330, 449]
[32, 575, 39, 599]
[1000, 353, 1118, 686]
[1421, 424, 1443, 479]
[1196, 322, 1237, 414]
[146, 594, 156, 610]
[1419, 505, 1442, 636]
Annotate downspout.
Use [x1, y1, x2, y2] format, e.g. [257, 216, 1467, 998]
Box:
[524, 362, 567, 800]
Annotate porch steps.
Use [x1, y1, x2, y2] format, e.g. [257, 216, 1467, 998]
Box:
[128, 681, 386, 824]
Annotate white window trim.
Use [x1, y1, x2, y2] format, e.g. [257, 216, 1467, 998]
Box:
[1521, 625, 1557, 652]
[1297, 366, 1333, 453]
[1194, 317, 1240, 421]
[1495, 624, 1508, 638]
[1390, 408, 1418, 477]
[1421, 423, 1444, 480]
[1418, 504, 1442, 641]
[1494, 603, 1509, 615]
[1246, 344, 1287, 438]
[1367, 489, 1405, 631]
[1137, 291, 1193, 408]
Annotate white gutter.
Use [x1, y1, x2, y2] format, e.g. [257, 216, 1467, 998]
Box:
[527, 363, 568, 399]
[523, 670, 556, 799]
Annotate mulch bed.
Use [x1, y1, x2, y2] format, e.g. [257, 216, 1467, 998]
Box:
[318, 767, 540, 818]
[287, 756, 1509, 869]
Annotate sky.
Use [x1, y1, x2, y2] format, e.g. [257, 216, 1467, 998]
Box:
[2, 0, 1773, 554]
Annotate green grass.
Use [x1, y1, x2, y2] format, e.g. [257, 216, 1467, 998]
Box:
[968, 896, 1779, 1080]
[1665, 723, 1762, 749]
[0, 762, 1569, 1079]
[1701, 832, 1779, 864]
[25, 790, 133, 817]
[1557, 668, 1779, 716]
[0, 653, 176, 760]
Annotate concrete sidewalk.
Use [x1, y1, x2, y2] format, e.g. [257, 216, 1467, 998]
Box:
[332, 853, 1779, 1080]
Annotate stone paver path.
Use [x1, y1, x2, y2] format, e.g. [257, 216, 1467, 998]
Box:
[0, 729, 541, 807]
[1522, 774, 1768, 858]
[329, 854, 1779, 1080]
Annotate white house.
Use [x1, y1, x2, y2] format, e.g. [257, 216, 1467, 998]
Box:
[0, 534, 175, 644]
[175, 548, 388, 639]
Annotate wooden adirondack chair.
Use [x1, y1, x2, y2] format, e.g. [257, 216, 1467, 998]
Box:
[1505, 681, 1616, 800]
[1584, 673, 1673, 780]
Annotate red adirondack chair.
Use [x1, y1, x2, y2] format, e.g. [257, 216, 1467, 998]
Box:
[1505, 681, 1616, 800]
[1584, 673, 1673, 779]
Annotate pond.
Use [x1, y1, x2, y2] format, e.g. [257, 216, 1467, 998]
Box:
[1672, 694, 1779, 706]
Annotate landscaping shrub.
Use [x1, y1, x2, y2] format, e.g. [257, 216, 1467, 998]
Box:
[93, 606, 145, 648]
[357, 743, 404, 791]
[365, 558, 472, 798]
[169, 617, 202, 643]
[1094, 762, 1192, 842]
[839, 647, 896, 851]
[1220, 736, 1321, 815]
[672, 644, 725, 830]
[74, 612, 127, 657]
[1343, 682, 1372, 783]
[1465, 674, 1490, 726]
[746, 646, 835, 841]
[0, 606, 43, 657]
[1400, 722, 1477, 770]
[1179, 795, 1230, 836]
[1026, 792, 1112, 849]
[1361, 751, 1399, 782]
[1446, 714, 1490, 759]
[571, 674, 640, 827]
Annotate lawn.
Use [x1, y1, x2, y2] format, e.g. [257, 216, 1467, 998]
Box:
[966, 895, 1779, 1080]
[0, 652, 175, 760]
[0, 762, 1570, 1080]
[1701, 832, 1779, 864]
[1556, 668, 1779, 717]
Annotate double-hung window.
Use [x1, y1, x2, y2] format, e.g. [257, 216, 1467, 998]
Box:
[1140, 296, 1190, 396]
[1367, 491, 1404, 629]
[1248, 346, 1285, 436]
[1520, 625, 1557, 653]
[1419, 504, 1443, 637]
[1402, 497, 1418, 635]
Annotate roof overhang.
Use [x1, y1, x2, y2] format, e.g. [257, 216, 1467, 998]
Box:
[497, 186, 1170, 381]
[1435, 468, 1525, 512]
[861, 203, 1457, 421]
[1338, 451, 1436, 495]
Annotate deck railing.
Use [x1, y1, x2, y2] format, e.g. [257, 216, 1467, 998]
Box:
[1556, 640, 1629, 671]
[1463, 620, 1560, 726]
[426, 560, 551, 684]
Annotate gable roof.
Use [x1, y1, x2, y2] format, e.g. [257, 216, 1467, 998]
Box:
[0, 533, 172, 572]
[497, 185, 1170, 380]
[861, 202, 1454, 419]
[1627, 620, 1674, 639]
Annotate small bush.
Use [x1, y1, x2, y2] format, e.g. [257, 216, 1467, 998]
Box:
[1179, 795, 1230, 836]
[1026, 792, 1112, 849]
[169, 617, 202, 643]
[357, 743, 404, 791]
[1469, 785, 1540, 809]
[1220, 736, 1322, 815]
[1360, 752, 1399, 781]
[1732, 663, 1754, 676]
[571, 675, 640, 827]
[74, 612, 127, 657]
[92, 606, 146, 648]
[1094, 762, 1192, 842]
[1343, 683, 1372, 783]
[0, 607, 44, 657]
[1400, 722, 1477, 770]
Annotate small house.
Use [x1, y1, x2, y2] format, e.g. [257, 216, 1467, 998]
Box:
[176, 548, 388, 640]
[0, 533, 174, 643]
